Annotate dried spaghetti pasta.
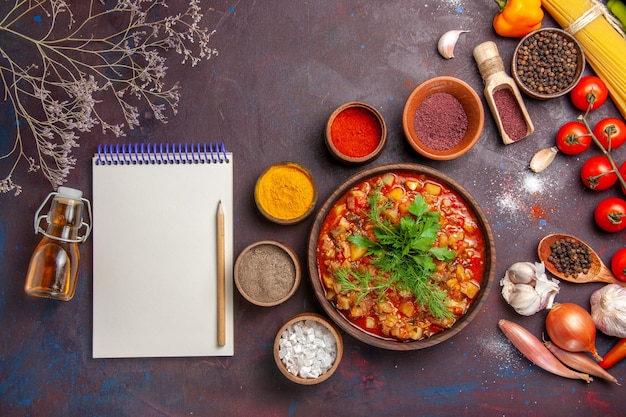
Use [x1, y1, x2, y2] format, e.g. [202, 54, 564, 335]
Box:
[542, 0, 626, 118]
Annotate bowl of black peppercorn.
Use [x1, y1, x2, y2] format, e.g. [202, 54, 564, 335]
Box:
[512, 28, 585, 100]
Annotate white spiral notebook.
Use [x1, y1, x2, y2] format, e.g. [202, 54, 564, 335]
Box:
[91, 143, 234, 358]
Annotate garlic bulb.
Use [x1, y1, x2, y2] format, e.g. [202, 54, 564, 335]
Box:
[590, 284, 626, 338]
[437, 30, 469, 59]
[500, 262, 560, 316]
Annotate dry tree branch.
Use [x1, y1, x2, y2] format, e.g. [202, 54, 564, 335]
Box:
[0, 0, 218, 195]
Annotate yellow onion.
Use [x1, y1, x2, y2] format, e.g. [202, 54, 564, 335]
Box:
[546, 303, 602, 361]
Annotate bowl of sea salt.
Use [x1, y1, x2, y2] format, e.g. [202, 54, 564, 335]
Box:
[274, 313, 343, 385]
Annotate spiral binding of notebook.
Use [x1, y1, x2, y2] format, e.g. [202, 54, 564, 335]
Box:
[94, 142, 230, 165]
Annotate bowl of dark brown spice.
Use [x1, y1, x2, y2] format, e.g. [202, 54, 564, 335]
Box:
[512, 28, 585, 100]
[234, 240, 301, 307]
[402, 76, 484, 160]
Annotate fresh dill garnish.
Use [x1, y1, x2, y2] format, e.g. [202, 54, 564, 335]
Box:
[335, 187, 455, 319]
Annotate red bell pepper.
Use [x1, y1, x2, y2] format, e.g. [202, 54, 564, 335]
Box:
[599, 338, 626, 369]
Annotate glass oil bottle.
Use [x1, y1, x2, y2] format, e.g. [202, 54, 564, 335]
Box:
[24, 187, 92, 301]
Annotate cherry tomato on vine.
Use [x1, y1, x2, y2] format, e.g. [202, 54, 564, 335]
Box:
[593, 117, 626, 151]
[580, 155, 618, 191]
[611, 248, 626, 282]
[571, 76, 609, 111]
[594, 197, 626, 232]
[555, 121, 591, 155]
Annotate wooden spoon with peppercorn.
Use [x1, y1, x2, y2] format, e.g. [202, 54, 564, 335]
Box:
[538, 233, 625, 286]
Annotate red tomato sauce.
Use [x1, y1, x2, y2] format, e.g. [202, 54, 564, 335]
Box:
[315, 171, 486, 342]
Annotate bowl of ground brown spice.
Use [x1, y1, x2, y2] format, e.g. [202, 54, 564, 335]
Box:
[234, 240, 301, 307]
[402, 76, 484, 160]
[512, 28, 585, 100]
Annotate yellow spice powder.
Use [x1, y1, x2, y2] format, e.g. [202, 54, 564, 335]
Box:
[256, 163, 315, 220]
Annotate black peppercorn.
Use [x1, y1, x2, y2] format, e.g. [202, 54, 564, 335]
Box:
[515, 30, 580, 96]
[547, 237, 592, 279]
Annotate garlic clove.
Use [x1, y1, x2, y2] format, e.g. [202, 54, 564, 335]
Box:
[529, 146, 558, 173]
[533, 261, 560, 309]
[505, 262, 537, 285]
[437, 30, 470, 59]
[534, 277, 560, 310]
[534, 261, 547, 277]
[504, 283, 542, 316]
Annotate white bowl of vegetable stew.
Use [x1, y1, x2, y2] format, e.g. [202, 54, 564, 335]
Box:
[308, 164, 496, 350]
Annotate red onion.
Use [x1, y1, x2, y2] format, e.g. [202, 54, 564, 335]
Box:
[546, 303, 602, 361]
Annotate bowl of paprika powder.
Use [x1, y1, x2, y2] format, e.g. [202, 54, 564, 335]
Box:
[325, 102, 388, 165]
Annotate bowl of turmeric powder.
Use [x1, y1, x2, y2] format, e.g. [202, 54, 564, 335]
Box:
[254, 162, 317, 225]
[325, 101, 388, 165]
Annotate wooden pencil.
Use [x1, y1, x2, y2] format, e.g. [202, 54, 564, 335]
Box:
[217, 200, 226, 346]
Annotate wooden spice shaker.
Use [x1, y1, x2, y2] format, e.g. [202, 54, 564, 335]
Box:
[473, 41, 534, 145]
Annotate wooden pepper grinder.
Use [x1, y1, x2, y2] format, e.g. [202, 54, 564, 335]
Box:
[473, 41, 534, 145]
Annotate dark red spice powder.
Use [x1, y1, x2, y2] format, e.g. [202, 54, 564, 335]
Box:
[331, 107, 382, 158]
[413, 92, 467, 150]
[494, 88, 527, 142]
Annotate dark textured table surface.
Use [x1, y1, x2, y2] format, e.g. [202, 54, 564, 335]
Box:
[2, 1, 625, 416]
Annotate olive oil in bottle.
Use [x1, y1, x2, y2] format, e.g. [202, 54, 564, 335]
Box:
[24, 187, 91, 301]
